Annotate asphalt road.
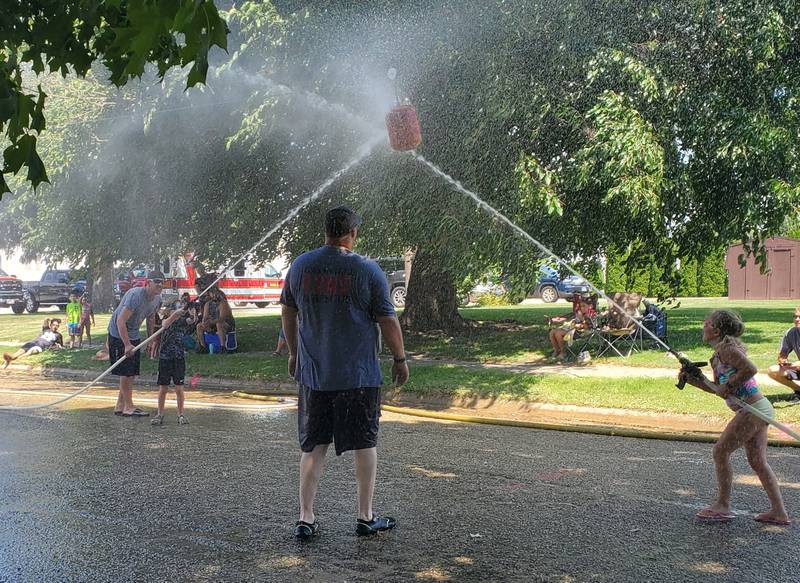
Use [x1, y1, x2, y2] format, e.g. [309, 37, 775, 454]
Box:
[0, 376, 797, 583]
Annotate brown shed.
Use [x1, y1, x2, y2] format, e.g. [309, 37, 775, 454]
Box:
[726, 237, 800, 300]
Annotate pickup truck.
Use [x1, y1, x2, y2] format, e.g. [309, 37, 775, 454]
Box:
[375, 257, 407, 308]
[0, 268, 26, 314]
[23, 269, 86, 313]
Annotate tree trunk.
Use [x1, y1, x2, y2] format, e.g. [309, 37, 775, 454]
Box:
[399, 249, 465, 332]
[92, 259, 115, 313]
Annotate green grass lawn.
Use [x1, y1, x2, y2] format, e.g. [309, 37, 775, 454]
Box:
[2, 299, 798, 419]
[399, 364, 800, 422]
[2, 298, 796, 369]
[0, 308, 287, 380]
[0, 309, 284, 354]
[406, 298, 798, 369]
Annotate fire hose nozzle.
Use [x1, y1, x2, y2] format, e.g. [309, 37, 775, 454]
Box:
[676, 360, 708, 390]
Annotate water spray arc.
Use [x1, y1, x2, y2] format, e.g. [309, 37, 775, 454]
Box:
[0, 136, 384, 412]
[411, 153, 800, 444]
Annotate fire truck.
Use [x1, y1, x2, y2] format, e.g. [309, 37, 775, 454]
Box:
[117, 254, 285, 307]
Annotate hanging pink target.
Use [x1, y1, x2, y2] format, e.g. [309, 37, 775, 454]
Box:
[385, 104, 422, 151]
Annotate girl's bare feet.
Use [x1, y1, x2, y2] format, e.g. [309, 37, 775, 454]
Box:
[2, 353, 11, 368]
[754, 511, 791, 526]
[696, 504, 735, 521]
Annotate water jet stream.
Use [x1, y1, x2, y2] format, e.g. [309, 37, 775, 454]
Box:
[412, 153, 800, 443]
[0, 136, 384, 412]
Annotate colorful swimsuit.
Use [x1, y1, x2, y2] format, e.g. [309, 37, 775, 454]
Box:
[714, 357, 772, 417]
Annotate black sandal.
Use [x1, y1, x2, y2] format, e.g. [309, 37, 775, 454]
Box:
[122, 408, 150, 417]
[356, 516, 396, 536]
[294, 520, 320, 540]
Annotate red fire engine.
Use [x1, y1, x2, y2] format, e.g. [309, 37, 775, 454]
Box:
[119, 254, 285, 307]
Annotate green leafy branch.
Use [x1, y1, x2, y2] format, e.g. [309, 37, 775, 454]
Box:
[0, 0, 229, 197]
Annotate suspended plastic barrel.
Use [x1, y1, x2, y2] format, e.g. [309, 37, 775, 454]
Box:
[385, 104, 422, 151]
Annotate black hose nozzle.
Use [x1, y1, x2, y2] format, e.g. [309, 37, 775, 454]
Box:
[675, 357, 707, 390]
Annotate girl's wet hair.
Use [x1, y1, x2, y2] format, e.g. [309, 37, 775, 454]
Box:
[708, 309, 745, 339]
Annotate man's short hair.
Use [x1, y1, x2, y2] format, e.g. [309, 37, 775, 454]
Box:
[325, 205, 362, 238]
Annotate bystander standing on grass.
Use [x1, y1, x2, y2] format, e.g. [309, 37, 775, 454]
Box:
[66, 293, 82, 349]
[78, 293, 96, 348]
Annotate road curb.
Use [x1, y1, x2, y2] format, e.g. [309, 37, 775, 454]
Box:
[6, 366, 799, 447]
[3, 363, 297, 392]
[229, 390, 800, 448]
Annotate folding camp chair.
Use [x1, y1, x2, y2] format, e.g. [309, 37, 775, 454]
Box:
[636, 300, 668, 349]
[596, 292, 643, 358]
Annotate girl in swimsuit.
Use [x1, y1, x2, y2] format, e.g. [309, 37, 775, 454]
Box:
[680, 309, 790, 525]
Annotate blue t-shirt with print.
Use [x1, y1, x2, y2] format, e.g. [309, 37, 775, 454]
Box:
[280, 245, 395, 391]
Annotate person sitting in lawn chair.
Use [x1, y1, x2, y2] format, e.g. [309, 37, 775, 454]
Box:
[548, 296, 597, 361]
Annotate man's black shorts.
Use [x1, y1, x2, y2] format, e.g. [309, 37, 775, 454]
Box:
[298, 386, 381, 456]
[157, 358, 186, 386]
[108, 335, 141, 377]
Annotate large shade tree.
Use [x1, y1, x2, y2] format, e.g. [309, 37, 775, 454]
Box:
[2, 0, 798, 324]
[226, 0, 799, 330]
[0, 0, 229, 196]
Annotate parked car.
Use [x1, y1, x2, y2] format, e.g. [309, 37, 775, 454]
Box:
[533, 265, 590, 303]
[375, 257, 407, 308]
[23, 269, 86, 313]
[0, 268, 26, 314]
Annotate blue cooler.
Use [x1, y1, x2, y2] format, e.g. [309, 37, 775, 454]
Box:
[204, 332, 221, 354]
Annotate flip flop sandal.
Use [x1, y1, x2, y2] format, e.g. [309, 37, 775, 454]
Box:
[113, 411, 123, 416]
[696, 509, 735, 522]
[754, 515, 791, 526]
[130, 409, 150, 417]
[294, 520, 320, 540]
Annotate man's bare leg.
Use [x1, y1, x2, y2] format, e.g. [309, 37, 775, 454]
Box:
[119, 375, 136, 414]
[217, 322, 230, 351]
[767, 365, 800, 392]
[299, 444, 329, 524]
[3, 348, 27, 368]
[354, 447, 378, 521]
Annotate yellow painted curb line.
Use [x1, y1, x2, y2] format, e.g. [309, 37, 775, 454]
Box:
[230, 391, 799, 448]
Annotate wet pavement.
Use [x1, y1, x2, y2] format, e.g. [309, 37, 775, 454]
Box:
[0, 376, 798, 582]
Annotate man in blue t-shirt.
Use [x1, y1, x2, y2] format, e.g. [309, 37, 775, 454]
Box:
[767, 306, 800, 398]
[281, 205, 409, 540]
